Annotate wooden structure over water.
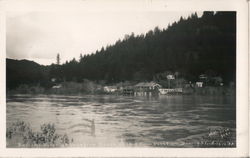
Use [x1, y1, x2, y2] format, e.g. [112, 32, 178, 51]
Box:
[122, 86, 134, 95]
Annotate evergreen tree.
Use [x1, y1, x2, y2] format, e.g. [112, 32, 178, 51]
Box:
[56, 53, 60, 65]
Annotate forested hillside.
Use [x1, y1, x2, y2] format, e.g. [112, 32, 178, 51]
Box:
[7, 11, 236, 89]
[6, 59, 50, 89]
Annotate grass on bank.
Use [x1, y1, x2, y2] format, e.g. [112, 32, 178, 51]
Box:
[194, 128, 236, 147]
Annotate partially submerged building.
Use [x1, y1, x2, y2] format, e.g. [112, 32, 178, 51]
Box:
[122, 86, 134, 95]
[159, 88, 183, 95]
[134, 81, 162, 96]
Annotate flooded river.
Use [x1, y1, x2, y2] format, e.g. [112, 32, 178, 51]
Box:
[6, 94, 236, 147]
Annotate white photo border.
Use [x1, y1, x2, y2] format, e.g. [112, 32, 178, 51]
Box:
[0, 0, 248, 157]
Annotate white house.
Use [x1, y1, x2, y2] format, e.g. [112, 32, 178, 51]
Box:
[199, 74, 208, 80]
[51, 78, 56, 82]
[103, 86, 118, 93]
[52, 84, 62, 89]
[196, 82, 203, 88]
[167, 74, 175, 80]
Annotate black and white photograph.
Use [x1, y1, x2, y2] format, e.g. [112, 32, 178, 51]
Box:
[0, 0, 249, 157]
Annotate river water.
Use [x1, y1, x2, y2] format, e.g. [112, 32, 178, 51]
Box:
[6, 94, 236, 147]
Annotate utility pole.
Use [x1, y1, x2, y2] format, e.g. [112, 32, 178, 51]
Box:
[168, 79, 170, 88]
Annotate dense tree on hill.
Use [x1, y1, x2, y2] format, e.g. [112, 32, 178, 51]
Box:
[6, 11, 236, 89]
[6, 59, 50, 89]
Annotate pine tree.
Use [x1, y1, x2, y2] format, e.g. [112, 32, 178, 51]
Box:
[80, 53, 83, 62]
[56, 53, 60, 65]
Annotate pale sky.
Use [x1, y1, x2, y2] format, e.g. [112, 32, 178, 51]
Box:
[6, 1, 202, 65]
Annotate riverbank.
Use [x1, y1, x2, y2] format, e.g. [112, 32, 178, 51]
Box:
[7, 81, 235, 96]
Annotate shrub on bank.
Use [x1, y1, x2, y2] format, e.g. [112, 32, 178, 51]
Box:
[194, 86, 235, 95]
[7, 84, 45, 94]
[48, 80, 105, 94]
[6, 121, 72, 147]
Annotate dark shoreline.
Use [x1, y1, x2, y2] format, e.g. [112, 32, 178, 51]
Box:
[7, 84, 235, 96]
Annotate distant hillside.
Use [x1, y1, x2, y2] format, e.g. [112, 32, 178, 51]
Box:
[6, 59, 49, 89]
[7, 11, 236, 89]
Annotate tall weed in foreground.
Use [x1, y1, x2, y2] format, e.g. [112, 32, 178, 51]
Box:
[7, 121, 72, 147]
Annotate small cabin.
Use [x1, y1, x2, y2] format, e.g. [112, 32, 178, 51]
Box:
[51, 78, 56, 82]
[103, 86, 118, 93]
[196, 82, 203, 88]
[199, 74, 208, 80]
[167, 74, 175, 80]
[211, 76, 223, 86]
[52, 84, 62, 89]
